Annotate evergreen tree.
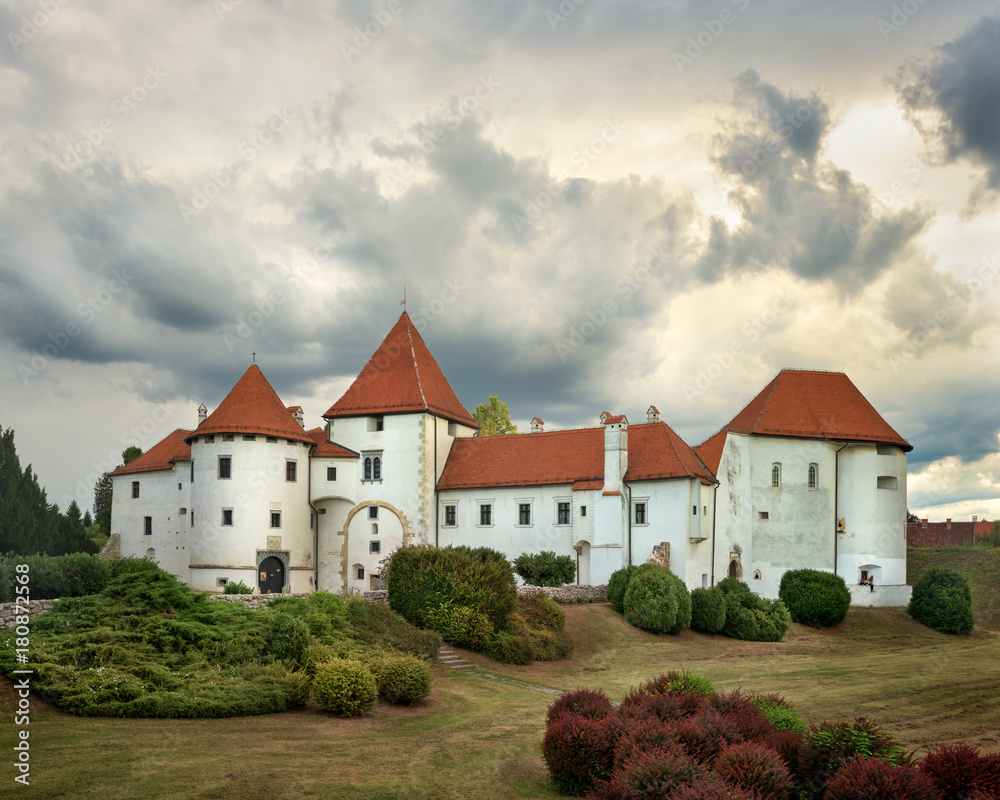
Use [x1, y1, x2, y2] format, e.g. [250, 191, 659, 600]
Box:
[83, 509, 93, 527]
[93, 472, 113, 537]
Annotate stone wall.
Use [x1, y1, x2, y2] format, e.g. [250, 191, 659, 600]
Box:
[0, 599, 58, 630]
[519, 584, 608, 603]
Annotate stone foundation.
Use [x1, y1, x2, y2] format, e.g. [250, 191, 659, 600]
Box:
[0, 599, 58, 630]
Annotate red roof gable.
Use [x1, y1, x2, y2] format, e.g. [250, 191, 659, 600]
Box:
[185, 365, 315, 444]
[694, 429, 728, 475]
[305, 428, 360, 459]
[437, 422, 714, 491]
[716, 369, 912, 451]
[324, 312, 478, 428]
[111, 429, 193, 476]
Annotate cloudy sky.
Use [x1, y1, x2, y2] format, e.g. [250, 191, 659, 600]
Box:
[1, 0, 998, 522]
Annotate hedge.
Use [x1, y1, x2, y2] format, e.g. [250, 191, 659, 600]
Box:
[691, 587, 727, 633]
[513, 551, 576, 587]
[778, 568, 851, 628]
[907, 567, 974, 634]
[622, 564, 690, 635]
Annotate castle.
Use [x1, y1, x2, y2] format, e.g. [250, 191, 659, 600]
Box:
[111, 311, 913, 606]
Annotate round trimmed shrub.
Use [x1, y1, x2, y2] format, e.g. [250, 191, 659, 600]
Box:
[824, 756, 939, 800]
[369, 654, 431, 705]
[312, 659, 378, 717]
[779, 568, 851, 628]
[908, 568, 974, 634]
[542, 714, 619, 795]
[691, 587, 726, 633]
[718, 578, 791, 642]
[547, 688, 616, 725]
[599, 747, 718, 799]
[713, 741, 794, 799]
[264, 613, 313, 669]
[424, 602, 494, 648]
[513, 550, 576, 587]
[623, 564, 689, 635]
[919, 744, 997, 799]
[607, 564, 638, 613]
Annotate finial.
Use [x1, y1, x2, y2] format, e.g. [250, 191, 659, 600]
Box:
[252, 351, 256, 365]
[400, 285, 406, 311]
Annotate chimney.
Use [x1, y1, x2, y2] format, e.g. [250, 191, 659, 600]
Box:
[197, 403, 207, 425]
[921, 518, 927, 528]
[603, 414, 628, 490]
[293, 408, 304, 428]
[973, 515, 978, 523]
[599, 411, 611, 424]
[946, 518, 952, 529]
[647, 405, 659, 423]
[530, 417, 544, 434]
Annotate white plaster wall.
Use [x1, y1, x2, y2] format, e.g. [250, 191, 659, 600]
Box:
[685, 482, 716, 590]
[344, 503, 406, 593]
[711, 433, 752, 585]
[837, 445, 908, 586]
[629, 478, 703, 587]
[188, 436, 312, 592]
[112, 466, 191, 580]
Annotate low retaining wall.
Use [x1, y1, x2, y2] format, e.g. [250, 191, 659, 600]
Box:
[0, 599, 58, 630]
[519, 584, 608, 603]
[848, 584, 912, 608]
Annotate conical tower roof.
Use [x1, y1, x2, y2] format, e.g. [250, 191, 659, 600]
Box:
[324, 312, 477, 428]
[185, 365, 314, 444]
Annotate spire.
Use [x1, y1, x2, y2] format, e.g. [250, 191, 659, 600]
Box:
[324, 311, 478, 428]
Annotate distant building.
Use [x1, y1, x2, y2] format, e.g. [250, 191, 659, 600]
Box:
[907, 517, 993, 548]
[111, 311, 913, 605]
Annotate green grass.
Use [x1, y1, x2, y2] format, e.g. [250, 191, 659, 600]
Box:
[3, 547, 998, 798]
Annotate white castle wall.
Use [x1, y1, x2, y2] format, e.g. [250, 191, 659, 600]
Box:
[112, 465, 191, 580]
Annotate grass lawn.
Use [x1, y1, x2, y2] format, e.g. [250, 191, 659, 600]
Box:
[3, 598, 1000, 799]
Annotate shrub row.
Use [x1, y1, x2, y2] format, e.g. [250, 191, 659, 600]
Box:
[542, 673, 973, 799]
[514, 550, 576, 587]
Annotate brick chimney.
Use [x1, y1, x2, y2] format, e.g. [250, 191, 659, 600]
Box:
[921, 518, 927, 528]
[603, 414, 628, 490]
[530, 417, 544, 433]
[946, 518, 952, 529]
[647, 405, 659, 423]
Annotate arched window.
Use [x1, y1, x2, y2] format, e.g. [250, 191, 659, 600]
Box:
[364, 457, 372, 480]
[145, 547, 155, 560]
[373, 456, 381, 480]
[771, 463, 781, 488]
[808, 464, 818, 489]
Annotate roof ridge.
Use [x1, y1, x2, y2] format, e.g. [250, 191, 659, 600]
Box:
[404, 314, 428, 409]
[750, 372, 782, 432]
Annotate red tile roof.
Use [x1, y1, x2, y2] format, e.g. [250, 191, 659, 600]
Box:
[185, 365, 315, 444]
[693, 429, 728, 475]
[437, 422, 715, 490]
[707, 369, 912, 451]
[604, 414, 626, 425]
[305, 428, 360, 459]
[111, 429, 193, 476]
[324, 312, 478, 428]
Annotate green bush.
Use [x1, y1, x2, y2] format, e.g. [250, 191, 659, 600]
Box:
[424, 602, 494, 648]
[778, 568, 851, 628]
[748, 693, 807, 733]
[369, 654, 432, 705]
[264, 613, 312, 668]
[0, 552, 112, 602]
[222, 580, 253, 594]
[386, 544, 517, 633]
[483, 631, 534, 665]
[717, 578, 791, 642]
[622, 564, 689, 635]
[313, 659, 378, 716]
[607, 565, 638, 613]
[263, 662, 312, 709]
[908, 567, 974, 634]
[690, 587, 727, 633]
[513, 551, 576, 587]
[344, 595, 442, 659]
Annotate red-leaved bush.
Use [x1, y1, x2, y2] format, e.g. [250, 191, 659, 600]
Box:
[590, 747, 716, 800]
[612, 717, 683, 771]
[919, 744, 1000, 800]
[824, 756, 940, 800]
[713, 741, 794, 799]
[619, 688, 708, 723]
[672, 709, 744, 764]
[547, 688, 616, 725]
[756, 728, 806, 772]
[542, 713, 619, 795]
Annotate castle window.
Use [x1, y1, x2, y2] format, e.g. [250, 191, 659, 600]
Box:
[270, 511, 281, 528]
[557, 501, 571, 525]
[692, 505, 697, 515]
[758, 511, 769, 520]
[370, 541, 381, 554]
[191, 460, 194, 482]
[357, 567, 365, 580]
[327, 467, 337, 481]
[243, 435, 256, 441]
[479, 503, 493, 526]
[218, 456, 232, 480]
[581, 505, 587, 517]
[222, 508, 233, 526]
[132, 481, 140, 499]
[808, 464, 818, 489]
[144, 516, 152, 536]
[771, 463, 781, 489]
[286, 461, 297, 482]
[517, 502, 532, 526]
[310, 512, 314, 529]
[444, 504, 456, 526]
[223, 434, 234, 442]
[178, 483, 182, 491]
[876, 445, 896, 456]
[633, 502, 647, 525]
[191, 510, 194, 526]
[877, 476, 898, 490]
[368, 505, 378, 520]
[367, 416, 385, 432]
[362, 452, 383, 481]
[266, 436, 278, 443]
[206, 435, 215, 443]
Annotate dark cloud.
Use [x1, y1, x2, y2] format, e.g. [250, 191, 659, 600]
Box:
[894, 16, 1000, 198]
[705, 70, 932, 293]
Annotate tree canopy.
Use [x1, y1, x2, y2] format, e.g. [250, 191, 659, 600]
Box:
[472, 395, 517, 437]
[93, 446, 144, 537]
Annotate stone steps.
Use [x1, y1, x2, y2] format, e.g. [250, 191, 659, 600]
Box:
[437, 646, 474, 670]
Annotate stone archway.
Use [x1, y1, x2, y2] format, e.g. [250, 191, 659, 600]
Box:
[728, 557, 743, 579]
[337, 501, 411, 589]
